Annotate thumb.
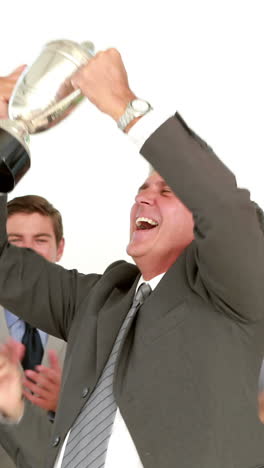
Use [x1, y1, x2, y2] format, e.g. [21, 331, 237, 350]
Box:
[0, 99, 8, 119]
[8, 64, 27, 79]
[0, 339, 25, 363]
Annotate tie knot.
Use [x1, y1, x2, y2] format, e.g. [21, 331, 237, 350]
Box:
[25, 322, 35, 331]
[135, 282, 152, 306]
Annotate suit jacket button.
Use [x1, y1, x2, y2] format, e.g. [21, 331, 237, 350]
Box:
[52, 436, 60, 447]
[82, 387, 90, 398]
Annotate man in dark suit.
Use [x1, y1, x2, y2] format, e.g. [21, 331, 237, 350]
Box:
[0, 48, 264, 468]
[0, 195, 66, 468]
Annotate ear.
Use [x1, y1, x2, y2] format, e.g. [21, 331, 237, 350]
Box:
[56, 238, 65, 262]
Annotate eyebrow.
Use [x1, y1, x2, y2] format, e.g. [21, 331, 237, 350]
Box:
[34, 233, 53, 238]
[7, 233, 53, 238]
[138, 182, 149, 192]
[137, 180, 170, 192]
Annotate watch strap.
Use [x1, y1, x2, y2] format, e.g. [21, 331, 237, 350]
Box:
[117, 99, 152, 131]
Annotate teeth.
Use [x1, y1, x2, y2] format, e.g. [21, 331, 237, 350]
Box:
[136, 217, 158, 227]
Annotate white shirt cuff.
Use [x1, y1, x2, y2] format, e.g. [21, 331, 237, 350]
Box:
[128, 109, 174, 149]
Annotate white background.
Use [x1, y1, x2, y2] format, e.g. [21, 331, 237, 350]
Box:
[1, 0, 264, 273]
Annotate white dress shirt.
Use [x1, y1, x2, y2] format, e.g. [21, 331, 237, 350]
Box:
[55, 110, 169, 468]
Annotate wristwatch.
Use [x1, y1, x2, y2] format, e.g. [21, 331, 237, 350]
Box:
[117, 98, 152, 131]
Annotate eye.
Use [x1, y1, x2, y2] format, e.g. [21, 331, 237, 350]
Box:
[9, 238, 22, 244]
[161, 188, 172, 195]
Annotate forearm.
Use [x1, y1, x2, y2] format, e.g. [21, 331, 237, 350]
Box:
[140, 113, 237, 209]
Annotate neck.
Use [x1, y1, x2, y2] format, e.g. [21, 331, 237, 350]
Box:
[133, 248, 187, 281]
[134, 259, 172, 281]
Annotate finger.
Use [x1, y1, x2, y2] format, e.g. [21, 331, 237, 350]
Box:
[23, 369, 39, 383]
[24, 370, 49, 388]
[34, 365, 61, 384]
[0, 106, 8, 119]
[8, 64, 27, 80]
[23, 390, 50, 411]
[23, 378, 52, 398]
[0, 87, 13, 112]
[0, 339, 25, 364]
[24, 371, 58, 391]
[47, 350, 61, 372]
[26, 366, 59, 384]
[7, 339, 25, 362]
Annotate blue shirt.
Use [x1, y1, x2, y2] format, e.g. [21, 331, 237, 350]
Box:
[4, 309, 48, 349]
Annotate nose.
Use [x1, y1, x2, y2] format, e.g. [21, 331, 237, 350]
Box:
[22, 239, 34, 249]
[135, 188, 156, 205]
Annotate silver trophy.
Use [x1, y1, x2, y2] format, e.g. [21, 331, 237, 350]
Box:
[0, 39, 95, 192]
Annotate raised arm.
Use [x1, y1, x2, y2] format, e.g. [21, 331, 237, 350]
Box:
[71, 48, 264, 322]
[140, 114, 264, 321]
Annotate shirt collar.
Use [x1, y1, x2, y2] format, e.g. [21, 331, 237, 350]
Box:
[4, 309, 20, 328]
[136, 272, 165, 292]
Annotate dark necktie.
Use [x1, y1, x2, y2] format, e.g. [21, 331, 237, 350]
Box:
[61, 282, 152, 468]
[21, 322, 44, 371]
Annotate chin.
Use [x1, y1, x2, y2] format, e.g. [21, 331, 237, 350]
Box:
[127, 244, 148, 261]
[126, 244, 136, 258]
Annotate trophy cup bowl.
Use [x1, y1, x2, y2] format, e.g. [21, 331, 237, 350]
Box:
[0, 39, 94, 193]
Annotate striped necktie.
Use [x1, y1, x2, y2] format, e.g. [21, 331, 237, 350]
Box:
[61, 282, 151, 468]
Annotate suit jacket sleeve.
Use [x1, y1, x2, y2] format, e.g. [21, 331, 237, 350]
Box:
[0, 400, 52, 468]
[0, 195, 100, 340]
[140, 112, 264, 322]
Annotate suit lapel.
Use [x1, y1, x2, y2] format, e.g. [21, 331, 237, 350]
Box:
[0, 306, 10, 343]
[96, 250, 191, 380]
[140, 248, 191, 327]
[95, 282, 138, 380]
[42, 334, 66, 367]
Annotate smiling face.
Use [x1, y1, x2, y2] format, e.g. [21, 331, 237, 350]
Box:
[127, 172, 194, 279]
[6, 212, 64, 263]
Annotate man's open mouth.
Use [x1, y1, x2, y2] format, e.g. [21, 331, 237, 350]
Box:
[135, 217, 159, 230]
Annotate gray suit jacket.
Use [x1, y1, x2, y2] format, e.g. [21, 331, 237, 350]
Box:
[0, 113, 264, 468]
[0, 307, 66, 467]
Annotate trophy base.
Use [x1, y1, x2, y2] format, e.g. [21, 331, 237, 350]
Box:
[0, 123, 30, 193]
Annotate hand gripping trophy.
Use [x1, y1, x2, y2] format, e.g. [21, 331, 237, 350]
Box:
[0, 39, 94, 193]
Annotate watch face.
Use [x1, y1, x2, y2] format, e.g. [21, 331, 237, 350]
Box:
[131, 99, 150, 113]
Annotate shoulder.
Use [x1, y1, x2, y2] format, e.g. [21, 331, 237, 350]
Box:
[103, 260, 139, 284]
[101, 260, 140, 289]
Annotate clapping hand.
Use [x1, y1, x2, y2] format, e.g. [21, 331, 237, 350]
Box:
[0, 339, 25, 421]
[23, 350, 62, 412]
